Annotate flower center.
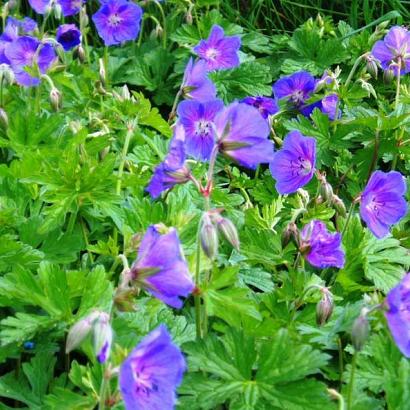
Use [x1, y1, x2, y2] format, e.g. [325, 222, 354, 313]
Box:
[108, 13, 122, 27]
[205, 47, 219, 60]
[290, 90, 306, 105]
[195, 120, 212, 136]
[291, 156, 312, 176]
[365, 195, 384, 215]
[131, 362, 159, 397]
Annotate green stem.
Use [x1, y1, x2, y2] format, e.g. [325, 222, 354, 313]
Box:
[394, 64, 401, 111]
[153, 0, 167, 49]
[168, 88, 182, 123]
[345, 53, 366, 88]
[392, 64, 402, 169]
[346, 352, 357, 410]
[366, 130, 379, 181]
[341, 201, 356, 237]
[338, 337, 344, 389]
[116, 127, 134, 195]
[81, 218, 94, 264]
[113, 126, 134, 246]
[194, 222, 202, 339]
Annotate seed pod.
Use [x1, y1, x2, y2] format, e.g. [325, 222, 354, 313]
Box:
[316, 290, 334, 326]
[93, 312, 113, 363]
[217, 217, 240, 251]
[351, 313, 370, 352]
[332, 194, 347, 217]
[200, 214, 218, 259]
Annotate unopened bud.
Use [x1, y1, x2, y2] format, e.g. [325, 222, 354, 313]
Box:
[281, 222, 300, 248]
[77, 45, 86, 62]
[66, 312, 100, 353]
[80, 6, 89, 28]
[383, 67, 395, 84]
[185, 8, 193, 25]
[93, 312, 113, 363]
[217, 217, 240, 250]
[6, 0, 17, 11]
[366, 58, 378, 79]
[0, 63, 14, 85]
[155, 25, 163, 38]
[99, 58, 106, 87]
[200, 214, 218, 259]
[332, 195, 346, 217]
[121, 84, 131, 100]
[53, 3, 62, 19]
[49, 87, 62, 111]
[0, 108, 8, 129]
[297, 188, 310, 208]
[114, 288, 137, 312]
[351, 313, 370, 352]
[316, 289, 334, 326]
[320, 181, 334, 202]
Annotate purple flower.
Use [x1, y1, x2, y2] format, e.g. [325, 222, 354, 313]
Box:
[360, 171, 407, 239]
[385, 272, 410, 357]
[146, 124, 191, 198]
[269, 131, 316, 194]
[300, 220, 345, 269]
[131, 225, 194, 309]
[193, 25, 241, 71]
[177, 99, 224, 161]
[59, 0, 84, 16]
[215, 102, 274, 169]
[371, 26, 410, 76]
[0, 17, 38, 64]
[56, 24, 81, 51]
[28, 0, 51, 14]
[5, 36, 56, 87]
[181, 58, 216, 102]
[301, 93, 340, 120]
[240, 96, 279, 119]
[120, 324, 186, 410]
[29, 0, 84, 15]
[92, 0, 143, 46]
[273, 71, 316, 108]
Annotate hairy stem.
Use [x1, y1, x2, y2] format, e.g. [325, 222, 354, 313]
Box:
[346, 352, 357, 410]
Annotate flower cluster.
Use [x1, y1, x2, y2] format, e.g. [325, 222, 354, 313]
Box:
[273, 70, 340, 119]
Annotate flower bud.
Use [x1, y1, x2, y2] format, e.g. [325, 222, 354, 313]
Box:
[332, 194, 346, 217]
[351, 313, 370, 352]
[185, 7, 193, 25]
[217, 217, 240, 250]
[53, 3, 62, 19]
[155, 25, 163, 39]
[316, 290, 334, 326]
[281, 222, 300, 248]
[297, 188, 310, 208]
[49, 87, 62, 111]
[77, 45, 86, 62]
[99, 58, 106, 87]
[0, 108, 8, 129]
[383, 67, 395, 84]
[366, 58, 378, 79]
[320, 180, 334, 202]
[80, 6, 89, 28]
[93, 312, 113, 363]
[200, 214, 218, 259]
[6, 0, 17, 11]
[66, 312, 100, 353]
[0, 63, 14, 85]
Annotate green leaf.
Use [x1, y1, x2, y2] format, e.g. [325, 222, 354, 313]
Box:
[210, 62, 272, 102]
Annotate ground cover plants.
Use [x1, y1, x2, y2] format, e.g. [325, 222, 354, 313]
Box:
[0, 0, 409, 409]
